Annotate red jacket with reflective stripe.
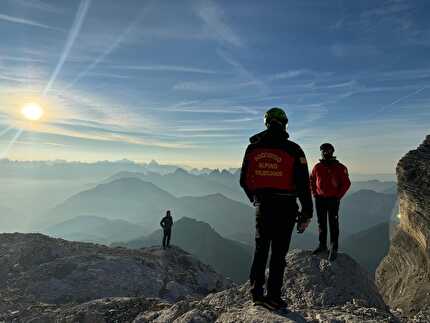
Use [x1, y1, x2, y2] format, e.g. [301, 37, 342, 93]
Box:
[310, 159, 351, 199]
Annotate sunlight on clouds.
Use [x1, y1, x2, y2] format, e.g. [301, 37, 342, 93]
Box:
[0, 83, 194, 150]
[2, 93, 56, 131]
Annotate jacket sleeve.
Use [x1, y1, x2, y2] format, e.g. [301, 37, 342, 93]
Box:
[337, 165, 351, 199]
[239, 145, 254, 203]
[294, 147, 313, 218]
[160, 218, 165, 228]
[309, 165, 317, 197]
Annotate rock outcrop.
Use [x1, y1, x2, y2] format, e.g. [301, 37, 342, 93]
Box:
[135, 250, 394, 323]
[376, 135, 430, 316]
[0, 233, 232, 315]
[3, 249, 397, 322]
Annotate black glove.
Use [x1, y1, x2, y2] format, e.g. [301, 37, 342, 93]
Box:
[296, 212, 311, 234]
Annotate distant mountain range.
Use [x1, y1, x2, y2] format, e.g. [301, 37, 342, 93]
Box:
[339, 190, 396, 236]
[228, 189, 396, 248]
[40, 177, 254, 237]
[106, 170, 396, 203]
[40, 173, 396, 242]
[117, 217, 253, 282]
[44, 215, 145, 244]
[106, 168, 248, 203]
[2, 158, 396, 233]
[0, 158, 181, 180]
[349, 180, 396, 194]
[342, 222, 390, 276]
[39, 176, 398, 282]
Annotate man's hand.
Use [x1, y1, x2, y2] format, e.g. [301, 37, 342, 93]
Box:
[296, 216, 311, 234]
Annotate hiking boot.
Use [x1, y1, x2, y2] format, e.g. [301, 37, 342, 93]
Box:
[252, 298, 266, 307]
[312, 245, 328, 255]
[252, 293, 266, 306]
[264, 296, 288, 310]
[329, 247, 338, 261]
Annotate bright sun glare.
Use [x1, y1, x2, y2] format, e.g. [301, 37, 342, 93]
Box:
[21, 103, 44, 121]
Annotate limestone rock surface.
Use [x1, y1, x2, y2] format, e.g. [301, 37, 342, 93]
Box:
[135, 250, 394, 323]
[2, 248, 398, 322]
[0, 233, 232, 314]
[376, 135, 430, 319]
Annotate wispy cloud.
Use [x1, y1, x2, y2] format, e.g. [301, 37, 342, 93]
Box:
[16, 139, 68, 148]
[0, 128, 24, 159]
[0, 13, 59, 30]
[0, 56, 46, 63]
[193, 0, 243, 47]
[269, 70, 309, 81]
[43, 0, 92, 96]
[0, 74, 28, 83]
[64, 5, 148, 90]
[173, 80, 253, 92]
[111, 64, 224, 75]
[374, 86, 428, 115]
[11, 0, 63, 14]
[268, 70, 334, 82]
[163, 106, 249, 114]
[83, 72, 131, 79]
[0, 126, 13, 137]
[43, 121, 196, 149]
[217, 49, 269, 95]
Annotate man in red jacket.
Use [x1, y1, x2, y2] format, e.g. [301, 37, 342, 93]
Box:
[310, 143, 351, 261]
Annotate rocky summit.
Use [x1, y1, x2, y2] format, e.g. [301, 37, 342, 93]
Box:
[135, 250, 395, 323]
[1, 244, 398, 323]
[376, 135, 430, 319]
[0, 232, 231, 320]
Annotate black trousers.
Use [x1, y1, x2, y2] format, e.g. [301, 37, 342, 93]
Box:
[249, 198, 297, 299]
[315, 197, 340, 250]
[162, 229, 171, 248]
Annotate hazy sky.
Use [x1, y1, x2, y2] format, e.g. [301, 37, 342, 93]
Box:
[0, 0, 429, 172]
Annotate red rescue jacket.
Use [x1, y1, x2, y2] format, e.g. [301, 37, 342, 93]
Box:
[310, 159, 351, 199]
[240, 127, 313, 217]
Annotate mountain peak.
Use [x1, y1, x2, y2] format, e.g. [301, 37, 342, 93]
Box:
[173, 167, 189, 175]
[148, 160, 159, 166]
[209, 169, 221, 175]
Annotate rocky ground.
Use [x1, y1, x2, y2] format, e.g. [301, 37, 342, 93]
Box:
[0, 245, 400, 322]
[0, 232, 231, 321]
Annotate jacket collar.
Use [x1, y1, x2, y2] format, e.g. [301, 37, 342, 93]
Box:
[320, 157, 339, 165]
[249, 128, 290, 144]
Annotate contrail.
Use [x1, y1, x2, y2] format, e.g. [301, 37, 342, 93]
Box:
[0, 126, 13, 137]
[376, 86, 428, 114]
[0, 128, 24, 159]
[63, 7, 147, 91]
[42, 0, 91, 96]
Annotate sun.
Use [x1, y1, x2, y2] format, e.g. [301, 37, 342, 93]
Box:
[21, 103, 44, 121]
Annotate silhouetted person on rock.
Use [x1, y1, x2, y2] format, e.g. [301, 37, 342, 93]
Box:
[310, 143, 351, 261]
[240, 107, 313, 310]
[160, 210, 173, 249]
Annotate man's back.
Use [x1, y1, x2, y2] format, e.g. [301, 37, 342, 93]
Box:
[311, 159, 350, 199]
[161, 215, 173, 230]
[240, 126, 312, 215]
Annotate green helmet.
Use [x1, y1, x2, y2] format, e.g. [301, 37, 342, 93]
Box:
[264, 107, 288, 128]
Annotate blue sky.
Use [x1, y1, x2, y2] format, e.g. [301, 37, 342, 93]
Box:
[0, 0, 429, 173]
